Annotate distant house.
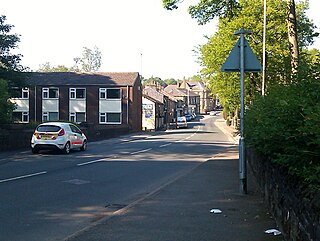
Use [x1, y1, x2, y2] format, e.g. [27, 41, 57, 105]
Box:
[10, 72, 142, 134]
[164, 81, 200, 116]
[142, 94, 164, 131]
[143, 85, 180, 130]
[164, 80, 214, 115]
[183, 80, 214, 114]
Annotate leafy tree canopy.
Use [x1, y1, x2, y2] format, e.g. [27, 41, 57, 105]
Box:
[163, 0, 240, 23]
[142, 76, 181, 87]
[37, 62, 74, 72]
[0, 15, 27, 94]
[197, 0, 317, 113]
[38, 46, 103, 73]
[0, 15, 27, 123]
[73, 46, 102, 72]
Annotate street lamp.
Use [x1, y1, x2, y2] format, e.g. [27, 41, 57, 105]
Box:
[262, 0, 266, 96]
[186, 82, 196, 114]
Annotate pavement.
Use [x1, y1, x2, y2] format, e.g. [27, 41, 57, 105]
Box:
[64, 116, 284, 241]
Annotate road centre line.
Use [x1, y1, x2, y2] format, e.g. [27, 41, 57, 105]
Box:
[77, 158, 107, 166]
[159, 143, 172, 148]
[130, 148, 152, 155]
[0, 171, 47, 184]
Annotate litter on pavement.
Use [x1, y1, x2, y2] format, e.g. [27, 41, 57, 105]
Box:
[264, 229, 282, 236]
[210, 209, 222, 214]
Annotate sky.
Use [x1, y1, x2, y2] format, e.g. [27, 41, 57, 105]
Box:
[2, 0, 320, 80]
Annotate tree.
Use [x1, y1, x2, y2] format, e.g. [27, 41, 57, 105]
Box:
[163, 0, 240, 22]
[142, 76, 166, 87]
[197, 0, 316, 114]
[0, 15, 26, 94]
[162, 0, 302, 77]
[287, 0, 299, 74]
[0, 78, 15, 123]
[73, 46, 102, 72]
[37, 62, 74, 72]
[0, 15, 27, 123]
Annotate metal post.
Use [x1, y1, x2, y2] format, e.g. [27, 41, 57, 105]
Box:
[187, 87, 190, 114]
[235, 28, 251, 194]
[262, 0, 266, 96]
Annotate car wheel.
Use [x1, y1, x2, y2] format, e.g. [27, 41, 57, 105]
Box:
[63, 142, 71, 154]
[31, 147, 39, 154]
[80, 140, 87, 151]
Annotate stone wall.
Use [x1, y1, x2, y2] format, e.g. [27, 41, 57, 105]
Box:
[247, 149, 320, 241]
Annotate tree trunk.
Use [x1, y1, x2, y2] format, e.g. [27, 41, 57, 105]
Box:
[286, 0, 299, 75]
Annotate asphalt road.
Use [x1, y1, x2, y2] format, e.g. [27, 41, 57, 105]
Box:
[0, 114, 232, 241]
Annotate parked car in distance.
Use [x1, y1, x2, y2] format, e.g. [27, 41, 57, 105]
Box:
[31, 122, 87, 154]
[210, 111, 216, 116]
[176, 116, 188, 129]
[185, 114, 192, 122]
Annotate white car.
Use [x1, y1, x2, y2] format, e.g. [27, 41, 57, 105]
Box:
[176, 116, 188, 129]
[31, 122, 87, 154]
[210, 111, 216, 116]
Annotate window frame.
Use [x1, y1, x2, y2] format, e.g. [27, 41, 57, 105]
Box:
[42, 111, 59, 122]
[22, 88, 29, 99]
[69, 112, 86, 123]
[43, 87, 59, 99]
[99, 112, 121, 124]
[70, 88, 86, 99]
[99, 88, 121, 100]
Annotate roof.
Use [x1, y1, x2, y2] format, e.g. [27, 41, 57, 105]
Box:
[25, 72, 140, 86]
[142, 94, 163, 104]
[143, 87, 164, 104]
[164, 85, 199, 97]
[161, 90, 178, 102]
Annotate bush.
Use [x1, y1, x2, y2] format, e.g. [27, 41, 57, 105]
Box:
[244, 79, 320, 189]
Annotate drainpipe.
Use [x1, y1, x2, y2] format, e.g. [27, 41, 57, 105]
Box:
[126, 85, 129, 124]
[34, 85, 37, 122]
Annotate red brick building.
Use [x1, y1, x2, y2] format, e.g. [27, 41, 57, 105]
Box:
[11, 72, 142, 133]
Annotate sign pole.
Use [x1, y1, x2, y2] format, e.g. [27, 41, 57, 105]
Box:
[235, 28, 251, 194]
[221, 28, 261, 195]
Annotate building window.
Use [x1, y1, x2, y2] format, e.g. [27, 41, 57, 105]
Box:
[99, 88, 121, 99]
[99, 113, 106, 123]
[107, 89, 121, 99]
[42, 112, 58, 122]
[99, 112, 121, 124]
[70, 112, 76, 122]
[99, 88, 106, 99]
[22, 88, 29, 99]
[70, 88, 86, 99]
[70, 112, 86, 123]
[107, 113, 121, 123]
[43, 88, 59, 99]
[12, 111, 29, 123]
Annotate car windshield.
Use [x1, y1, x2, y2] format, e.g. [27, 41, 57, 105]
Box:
[37, 125, 61, 132]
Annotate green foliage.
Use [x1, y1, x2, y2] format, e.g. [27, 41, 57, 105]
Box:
[0, 15, 24, 72]
[188, 0, 240, 25]
[245, 57, 320, 189]
[73, 46, 102, 72]
[37, 62, 75, 72]
[162, 0, 240, 22]
[0, 15, 27, 94]
[162, 0, 180, 10]
[38, 46, 103, 73]
[142, 76, 180, 87]
[0, 78, 15, 124]
[198, 0, 316, 116]
[0, 15, 27, 123]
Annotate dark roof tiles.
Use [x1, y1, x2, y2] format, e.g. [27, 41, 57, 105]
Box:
[25, 72, 140, 86]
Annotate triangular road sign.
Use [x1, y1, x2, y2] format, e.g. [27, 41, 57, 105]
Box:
[221, 38, 262, 72]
